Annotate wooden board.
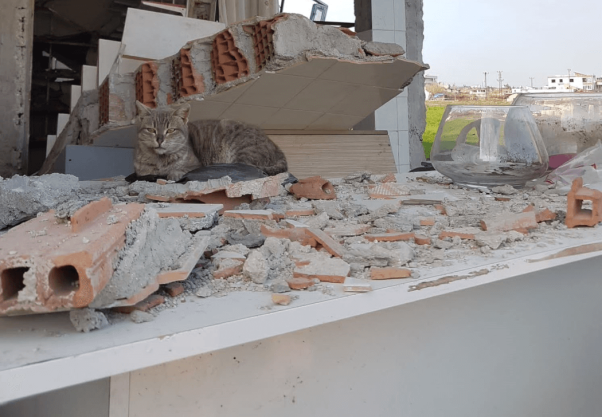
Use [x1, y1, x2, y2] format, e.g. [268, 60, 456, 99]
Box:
[268, 133, 396, 179]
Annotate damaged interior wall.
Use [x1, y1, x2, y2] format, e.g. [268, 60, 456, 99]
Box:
[354, 0, 427, 172]
[0, 0, 35, 177]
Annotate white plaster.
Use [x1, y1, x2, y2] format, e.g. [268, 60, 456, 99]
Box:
[98, 39, 121, 87]
[388, 130, 400, 166]
[374, 99, 398, 131]
[398, 130, 410, 166]
[371, 29, 395, 43]
[81, 65, 98, 92]
[371, 0, 395, 30]
[122, 8, 224, 60]
[398, 164, 411, 173]
[46, 135, 56, 157]
[57, 113, 69, 136]
[397, 96, 409, 131]
[394, 0, 406, 31]
[394, 30, 407, 50]
[70, 85, 81, 112]
[109, 373, 130, 417]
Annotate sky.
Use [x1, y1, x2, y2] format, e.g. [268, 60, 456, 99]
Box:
[282, 0, 602, 88]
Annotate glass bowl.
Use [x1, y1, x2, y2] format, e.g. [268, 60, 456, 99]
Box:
[430, 105, 549, 188]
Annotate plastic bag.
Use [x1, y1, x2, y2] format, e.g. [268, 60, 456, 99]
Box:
[546, 141, 602, 187]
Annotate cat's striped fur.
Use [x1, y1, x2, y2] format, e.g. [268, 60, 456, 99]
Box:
[134, 101, 288, 181]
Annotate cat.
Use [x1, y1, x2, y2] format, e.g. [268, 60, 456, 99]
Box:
[134, 101, 288, 181]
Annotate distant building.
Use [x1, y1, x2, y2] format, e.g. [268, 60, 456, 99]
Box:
[547, 72, 596, 91]
[424, 74, 438, 85]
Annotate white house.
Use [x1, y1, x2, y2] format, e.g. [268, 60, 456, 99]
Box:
[547, 72, 596, 91]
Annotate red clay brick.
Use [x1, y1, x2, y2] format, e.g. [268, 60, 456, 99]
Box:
[370, 267, 412, 280]
[135, 62, 159, 108]
[0, 200, 144, 315]
[156, 179, 168, 185]
[434, 204, 447, 215]
[260, 224, 317, 247]
[381, 173, 396, 183]
[495, 197, 511, 202]
[289, 176, 336, 200]
[113, 294, 165, 314]
[164, 282, 185, 297]
[285, 209, 315, 217]
[305, 228, 346, 258]
[420, 218, 436, 226]
[480, 211, 537, 232]
[364, 232, 415, 242]
[293, 257, 350, 283]
[286, 277, 314, 290]
[536, 208, 557, 222]
[213, 260, 244, 279]
[178, 48, 205, 97]
[211, 30, 250, 84]
[566, 177, 602, 228]
[414, 234, 431, 245]
[438, 230, 477, 240]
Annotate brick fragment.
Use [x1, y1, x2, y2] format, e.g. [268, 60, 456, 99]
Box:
[271, 294, 291, 306]
[420, 218, 436, 226]
[495, 197, 511, 202]
[566, 177, 602, 228]
[381, 173, 396, 183]
[70, 197, 113, 233]
[286, 277, 315, 290]
[294, 257, 350, 283]
[223, 210, 273, 220]
[370, 267, 412, 280]
[285, 209, 315, 217]
[164, 282, 185, 297]
[536, 208, 557, 222]
[480, 211, 537, 232]
[434, 204, 447, 215]
[368, 183, 411, 199]
[438, 230, 477, 240]
[289, 176, 336, 200]
[213, 259, 244, 279]
[305, 229, 346, 257]
[283, 219, 310, 229]
[324, 225, 371, 237]
[156, 179, 168, 185]
[113, 294, 165, 314]
[364, 232, 415, 242]
[414, 234, 431, 245]
[260, 224, 317, 246]
[211, 30, 250, 84]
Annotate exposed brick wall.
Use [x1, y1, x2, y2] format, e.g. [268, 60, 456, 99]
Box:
[210, 30, 250, 84]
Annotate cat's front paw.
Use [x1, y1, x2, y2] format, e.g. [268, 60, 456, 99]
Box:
[166, 171, 186, 182]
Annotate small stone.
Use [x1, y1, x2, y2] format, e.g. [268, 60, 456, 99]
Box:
[130, 310, 155, 323]
[196, 285, 214, 298]
[8, 251, 17, 255]
[270, 280, 291, 293]
[272, 294, 292, 306]
[433, 239, 453, 249]
[491, 184, 518, 195]
[69, 308, 109, 333]
[82, 237, 90, 244]
[106, 215, 118, 225]
[243, 250, 269, 284]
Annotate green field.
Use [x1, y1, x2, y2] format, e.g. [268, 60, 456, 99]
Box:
[422, 100, 511, 159]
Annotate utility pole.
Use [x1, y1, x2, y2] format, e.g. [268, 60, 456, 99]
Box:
[484, 72, 488, 99]
[529, 77, 535, 88]
[497, 71, 503, 96]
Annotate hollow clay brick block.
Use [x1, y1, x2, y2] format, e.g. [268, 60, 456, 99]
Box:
[368, 183, 411, 199]
[99, 79, 110, 126]
[305, 229, 346, 258]
[211, 30, 250, 84]
[286, 277, 314, 290]
[289, 176, 336, 200]
[272, 293, 291, 306]
[224, 210, 274, 220]
[293, 257, 350, 284]
[364, 232, 415, 242]
[324, 225, 371, 237]
[420, 218, 436, 226]
[414, 234, 431, 245]
[135, 62, 159, 108]
[243, 15, 284, 71]
[480, 211, 537, 232]
[260, 224, 317, 247]
[439, 230, 476, 240]
[113, 294, 165, 314]
[178, 48, 205, 97]
[164, 282, 185, 297]
[285, 209, 315, 217]
[0, 199, 144, 315]
[566, 177, 602, 228]
[370, 267, 412, 280]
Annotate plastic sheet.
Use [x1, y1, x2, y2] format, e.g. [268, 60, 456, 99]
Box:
[546, 141, 602, 186]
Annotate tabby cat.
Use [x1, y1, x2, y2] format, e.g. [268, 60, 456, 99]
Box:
[134, 101, 288, 181]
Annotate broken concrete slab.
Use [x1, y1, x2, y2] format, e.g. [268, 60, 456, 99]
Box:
[293, 256, 350, 284]
[480, 211, 537, 233]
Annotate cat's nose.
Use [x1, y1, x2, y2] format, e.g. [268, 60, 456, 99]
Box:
[156, 136, 164, 145]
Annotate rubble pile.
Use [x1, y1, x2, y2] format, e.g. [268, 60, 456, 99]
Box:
[0, 170, 597, 331]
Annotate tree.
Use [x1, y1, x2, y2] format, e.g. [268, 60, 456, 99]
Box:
[425, 83, 446, 96]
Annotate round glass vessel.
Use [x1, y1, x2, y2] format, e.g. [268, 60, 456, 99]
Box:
[430, 105, 549, 188]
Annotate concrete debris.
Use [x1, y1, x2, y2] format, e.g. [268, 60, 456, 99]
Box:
[294, 254, 350, 283]
[130, 310, 155, 324]
[343, 278, 372, 292]
[243, 250, 269, 284]
[69, 308, 109, 333]
[364, 41, 405, 57]
[272, 294, 292, 306]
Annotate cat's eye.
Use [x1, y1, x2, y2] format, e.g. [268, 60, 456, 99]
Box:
[166, 128, 176, 134]
[146, 127, 156, 133]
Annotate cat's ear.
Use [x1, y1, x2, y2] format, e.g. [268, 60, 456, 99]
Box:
[172, 103, 191, 123]
[135, 101, 152, 117]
